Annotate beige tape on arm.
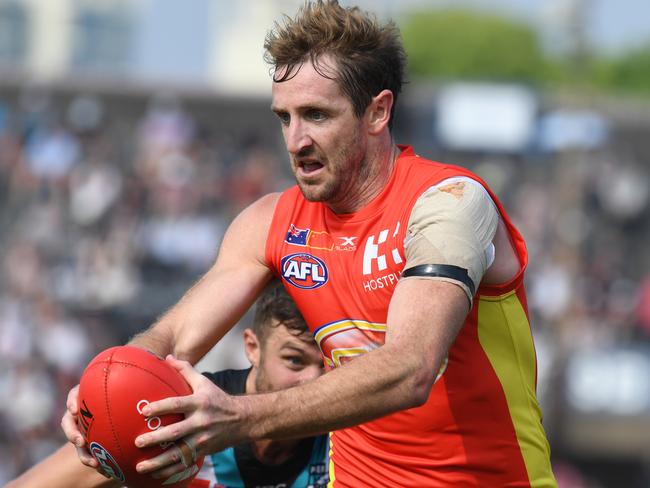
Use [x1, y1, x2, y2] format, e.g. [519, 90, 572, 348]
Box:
[403, 177, 499, 302]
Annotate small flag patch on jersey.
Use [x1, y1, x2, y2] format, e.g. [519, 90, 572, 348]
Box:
[285, 224, 309, 246]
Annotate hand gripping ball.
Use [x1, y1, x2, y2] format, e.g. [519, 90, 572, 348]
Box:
[77, 345, 204, 488]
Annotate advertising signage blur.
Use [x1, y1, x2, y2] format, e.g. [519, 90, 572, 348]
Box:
[435, 82, 537, 154]
[560, 346, 650, 456]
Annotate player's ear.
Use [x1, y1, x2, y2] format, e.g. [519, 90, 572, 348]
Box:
[366, 89, 393, 135]
[243, 328, 261, 367]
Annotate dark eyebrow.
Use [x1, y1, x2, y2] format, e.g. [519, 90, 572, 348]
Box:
[280, 343, 307, 353]
[271, 103, 329, 114]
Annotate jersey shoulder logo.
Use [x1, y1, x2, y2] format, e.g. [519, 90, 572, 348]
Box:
[281, 253, 329, 289]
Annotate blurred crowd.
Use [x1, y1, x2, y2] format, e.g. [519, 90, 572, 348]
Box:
[0, 86, 649, 486]
[0, 88, 291, 482]
[453, 114, 650, 487]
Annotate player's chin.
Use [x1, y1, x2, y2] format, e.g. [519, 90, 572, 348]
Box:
[297, 182, 329, 203]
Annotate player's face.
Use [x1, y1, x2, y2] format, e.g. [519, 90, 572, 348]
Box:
[271, 57, 373, 212]
[247, 322, 324, 394]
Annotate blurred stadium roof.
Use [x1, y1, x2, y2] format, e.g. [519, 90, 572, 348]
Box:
[1, 0, 648, 95]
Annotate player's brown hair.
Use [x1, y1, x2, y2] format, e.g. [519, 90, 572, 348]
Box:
[253, 281, 310, 343]
[264, 0, 406, 128]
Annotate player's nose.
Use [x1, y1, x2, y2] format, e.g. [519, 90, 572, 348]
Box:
[285, 121, 312, 155]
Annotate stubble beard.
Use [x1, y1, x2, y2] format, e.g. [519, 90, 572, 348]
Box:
[294, 144, 367, 206]
[254, 353, 275, 394]
[297, 176, 339, 203]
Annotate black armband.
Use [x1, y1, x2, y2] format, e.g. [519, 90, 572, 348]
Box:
[401, 264, 475, 296]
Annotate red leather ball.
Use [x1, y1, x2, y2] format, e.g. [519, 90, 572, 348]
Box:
[77, 345, 203, 488]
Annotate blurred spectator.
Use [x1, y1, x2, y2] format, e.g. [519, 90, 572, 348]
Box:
[136, 91, 195, 181]
[66, 94, 105, 134]
[0, 87, 281, 480]
[24, 124, 80, 181]
[69, 155, 123, 226]
[138, 150, 225, 271]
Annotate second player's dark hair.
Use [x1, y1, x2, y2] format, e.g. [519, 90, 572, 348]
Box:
[253, 281, 309, 343]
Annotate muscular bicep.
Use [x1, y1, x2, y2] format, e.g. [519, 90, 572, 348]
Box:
[384, 278, 469, 398]
[131, 193, 279, 363]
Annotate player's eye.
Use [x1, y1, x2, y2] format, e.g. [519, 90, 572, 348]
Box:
[307, 109, 327, 121]
[275, 111, 290, 125]
[283, 356, 304, 369]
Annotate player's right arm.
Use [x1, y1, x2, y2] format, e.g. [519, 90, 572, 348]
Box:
[60, 192, 279, 468]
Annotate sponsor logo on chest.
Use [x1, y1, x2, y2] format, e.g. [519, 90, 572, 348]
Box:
[361, 223, 404, 292]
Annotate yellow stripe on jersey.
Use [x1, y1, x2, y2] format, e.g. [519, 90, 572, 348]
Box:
[314, 319, 387, 345]
[477, 291, 557, 488]
[328, 432, 336, 488]
[331, 347, 373, 367]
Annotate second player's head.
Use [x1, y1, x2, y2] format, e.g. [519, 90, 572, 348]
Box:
[245, 282, 323, 394]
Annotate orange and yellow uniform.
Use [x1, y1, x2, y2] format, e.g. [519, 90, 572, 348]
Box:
[265, 146, 556, 487]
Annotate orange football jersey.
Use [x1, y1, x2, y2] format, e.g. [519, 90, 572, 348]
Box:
[265, 146, 556, 487]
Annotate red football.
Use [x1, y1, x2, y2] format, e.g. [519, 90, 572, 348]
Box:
[77, 345, 204, 488]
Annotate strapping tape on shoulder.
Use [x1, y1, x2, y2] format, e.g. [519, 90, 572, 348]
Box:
[401, 264, 475, 297]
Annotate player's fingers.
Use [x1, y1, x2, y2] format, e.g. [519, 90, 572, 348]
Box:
[149, 459, 200, 483]
[178, 437, 198, 466]
[165, 355, 203, 390]
[61, 409, 85, 447]
[66, 384, 80, 414]
[137, 392, 195, 418]
[150, 460, 190, 480]
[136, 443, 188, 474]
[152, 462, 201, 485]
[76, 444, 99, 469]
[135, 417, 190, 449]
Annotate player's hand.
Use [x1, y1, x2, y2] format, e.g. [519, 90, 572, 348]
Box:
[61, 384, 100, 470]
[133, 356, 246, 476]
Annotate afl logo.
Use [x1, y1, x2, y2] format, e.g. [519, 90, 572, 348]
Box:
[89, 442, 125, 482]
[281, 253, 329, 289]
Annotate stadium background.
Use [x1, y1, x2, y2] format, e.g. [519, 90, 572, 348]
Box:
[1, 1, 649, 486]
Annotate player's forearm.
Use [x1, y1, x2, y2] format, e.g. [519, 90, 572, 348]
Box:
[6, 444, 121, 488]
[240, 342, 435, 441]
[128, 322, 176, 358]
[128, 266, 268, 363]
[240, 280, 469, 442]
